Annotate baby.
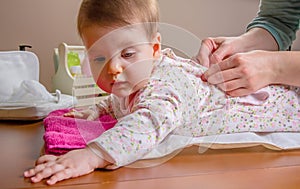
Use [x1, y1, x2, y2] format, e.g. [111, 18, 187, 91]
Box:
[24, 0, 300, 185]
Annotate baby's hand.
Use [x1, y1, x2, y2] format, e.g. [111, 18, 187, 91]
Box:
[64, 107, 99, 121]
[24, 148, 108, 185]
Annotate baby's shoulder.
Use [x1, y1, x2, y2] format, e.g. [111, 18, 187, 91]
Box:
[159, 48, 206, 71]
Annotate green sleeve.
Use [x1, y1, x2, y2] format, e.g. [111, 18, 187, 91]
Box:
[247, 0, 300, 50]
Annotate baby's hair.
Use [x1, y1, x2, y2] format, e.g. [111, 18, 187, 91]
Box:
[77, 0, 159, 39]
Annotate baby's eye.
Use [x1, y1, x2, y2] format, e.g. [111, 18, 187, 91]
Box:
[121, 51, 135, 58]
[93, 56, 106, 63]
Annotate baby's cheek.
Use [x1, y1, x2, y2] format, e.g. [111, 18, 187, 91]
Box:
[89, 62, 106, 82]
[97, 78, 111, 93]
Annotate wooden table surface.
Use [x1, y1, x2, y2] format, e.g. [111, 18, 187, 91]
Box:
[1, 120, 300, 189]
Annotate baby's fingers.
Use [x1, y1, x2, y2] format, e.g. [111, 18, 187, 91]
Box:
[64, 111, 80, 118]
[46, 168, 73, 185]
[29, 164, 65, 183]
[24, 168, 37, 178]
[36, 154, 58, 165]
[87, 111, 99, 121]
[24, 156, 56, 177]
[63, 112, 75, 117]
[65, 111, 86, 119]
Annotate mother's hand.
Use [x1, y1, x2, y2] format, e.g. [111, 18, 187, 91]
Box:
[202, 50, 276, 97]
[195, 36, 241, 67]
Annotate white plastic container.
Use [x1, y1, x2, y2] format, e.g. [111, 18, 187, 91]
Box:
[52, 43, 108, 107]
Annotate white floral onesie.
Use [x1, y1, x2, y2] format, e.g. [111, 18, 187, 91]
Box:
[89, 49, 300, 167]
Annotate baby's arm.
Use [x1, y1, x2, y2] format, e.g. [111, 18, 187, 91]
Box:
[24, 148, 109, 185]
[64, 106, 100, 120]
[64, 97, 113, 120]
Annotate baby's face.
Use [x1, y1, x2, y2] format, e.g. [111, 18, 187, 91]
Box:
[82, 24, 159, 97]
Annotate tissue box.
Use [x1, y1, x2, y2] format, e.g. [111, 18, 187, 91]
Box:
[0, 50, 74, 120]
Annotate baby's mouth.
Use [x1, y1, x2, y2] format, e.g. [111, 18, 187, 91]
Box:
[111, 80, 128, 86]
[112, 74, 127, 86]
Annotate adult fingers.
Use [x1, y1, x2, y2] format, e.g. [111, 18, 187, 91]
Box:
[216, 78, 246, 92]
[226, 88, 254, 97]
[195, 38, 218, 67]
[196, 43, 211, 67]
[206, 64, 244, 85]
[202, 57, 240, 82]
[209, 40, 233, 64]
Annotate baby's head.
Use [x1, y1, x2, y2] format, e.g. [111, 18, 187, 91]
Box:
[77, 0, 161, 98]
[77, 0, 159, 43]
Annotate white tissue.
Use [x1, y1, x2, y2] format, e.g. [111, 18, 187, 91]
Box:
[1, 80, 59, 105]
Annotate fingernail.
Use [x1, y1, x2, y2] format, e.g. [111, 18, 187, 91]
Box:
[31, 177, 37, 183]
[201, 74, 207, 82]
[47, 179, 54, 185]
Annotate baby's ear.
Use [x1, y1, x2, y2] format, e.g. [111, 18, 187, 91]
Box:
[152, 32, 161, 57]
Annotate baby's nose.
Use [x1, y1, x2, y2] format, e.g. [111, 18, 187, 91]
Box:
[108, 58, 123, 75]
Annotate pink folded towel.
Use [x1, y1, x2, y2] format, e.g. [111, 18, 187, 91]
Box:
[43, 108, 117, 155]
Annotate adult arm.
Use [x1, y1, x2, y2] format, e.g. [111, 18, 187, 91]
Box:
[247, 0, 300, 51]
